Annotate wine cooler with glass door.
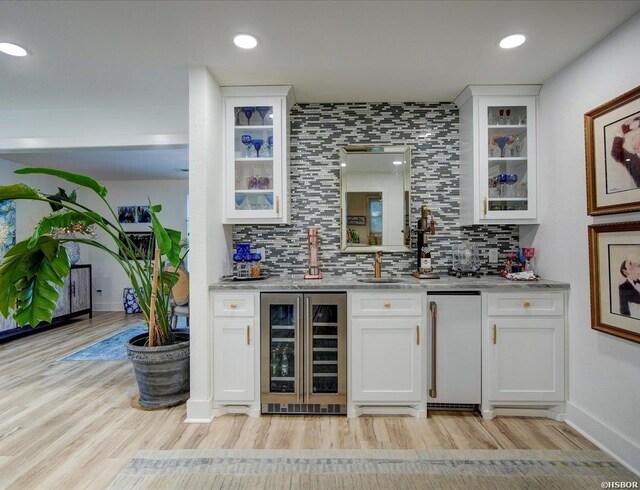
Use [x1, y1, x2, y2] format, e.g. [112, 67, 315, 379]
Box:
[261, 293, 346, 414]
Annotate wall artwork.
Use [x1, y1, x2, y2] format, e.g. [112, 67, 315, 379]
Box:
[119, 232, 153, 260]
[118, 206, 136, 223]
[0, 200, 16, 261]
[346, 216, 366, 226]
[585, 85, 640, 215]
[136, 206, 151, 223]
[589, 221, 640, 344]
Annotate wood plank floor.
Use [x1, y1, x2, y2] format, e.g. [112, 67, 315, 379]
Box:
[0, 312, 597, 489]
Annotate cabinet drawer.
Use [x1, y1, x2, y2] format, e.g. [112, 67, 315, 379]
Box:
[214, 293, 256, 317]
[487, 291, 564, 316]
[351, 292, 423, 317]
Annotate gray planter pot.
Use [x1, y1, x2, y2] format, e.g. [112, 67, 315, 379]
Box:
[125, 328, 190, 409]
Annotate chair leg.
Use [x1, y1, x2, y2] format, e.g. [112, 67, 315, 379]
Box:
[186, 316, 190, 327]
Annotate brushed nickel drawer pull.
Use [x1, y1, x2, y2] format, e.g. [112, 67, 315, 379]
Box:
[246, 325, 250, 345]
[276, 196, 280, 215]
[492, 324, 497, 345]
[416, 325, 420, 346]
[384, 302, 391, 309]
[230, 303, 238, 309]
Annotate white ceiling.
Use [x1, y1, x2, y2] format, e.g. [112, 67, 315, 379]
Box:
[0, 147, 188, 181]
[0, 0, 638, 179]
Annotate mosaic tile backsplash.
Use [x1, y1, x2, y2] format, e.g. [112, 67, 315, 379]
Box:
[233, 102, 519, 277]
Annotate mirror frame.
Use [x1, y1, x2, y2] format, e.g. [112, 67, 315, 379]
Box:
[339, 145, 412, 254]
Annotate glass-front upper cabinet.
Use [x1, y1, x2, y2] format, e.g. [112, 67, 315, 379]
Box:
[455, 86, 540, 225]
[222, 86, 294, 224]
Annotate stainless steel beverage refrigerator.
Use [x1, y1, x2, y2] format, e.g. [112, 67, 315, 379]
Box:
[261, 293, 346, 414]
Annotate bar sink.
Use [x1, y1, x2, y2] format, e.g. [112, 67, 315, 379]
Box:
[356, 277, 404, 284]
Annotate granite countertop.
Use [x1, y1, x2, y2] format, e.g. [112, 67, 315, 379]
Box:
[210, 274, 569, 291]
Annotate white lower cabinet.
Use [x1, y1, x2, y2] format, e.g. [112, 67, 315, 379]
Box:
[483, 291, 566, 419]
[349, 292, 426, 418]
[212, 292, 260, 417]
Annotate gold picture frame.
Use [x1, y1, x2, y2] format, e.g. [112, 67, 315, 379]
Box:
[588, 221, 640, 344]
[585, 85, 640, 215]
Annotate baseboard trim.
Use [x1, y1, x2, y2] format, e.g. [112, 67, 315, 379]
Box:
[565, 401, 640, 476]
[185, 397, 213, 423]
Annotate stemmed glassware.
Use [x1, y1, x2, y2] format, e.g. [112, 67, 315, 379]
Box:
[492, 135, 515, 157]
[234, 107, 243, 125]
[506, 174, 518, 197]
[241, 106, 255, 125]
[505, 109, 512, 125]
[498, 109, 505, 125]
[241, 135, 253, 157]
[522, 247, 535, 271]
[267, 136, 273, 157]
[252, 138, 264, 157]
[256, 106, 271, 125]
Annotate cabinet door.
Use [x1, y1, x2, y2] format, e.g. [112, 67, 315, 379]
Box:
[224, 96, 285, 223]
[489, 317, 564, 402]
[53, 274, 71, 318]
[214, 317, 255, 402]
[351, 317, 422, 402]
[478, 96, 537, 222]
[70, 268, 91, 313]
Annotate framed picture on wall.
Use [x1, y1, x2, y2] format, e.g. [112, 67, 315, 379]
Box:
[119, 232, 153, 261]
[588, 221, 640, 344]
[118, 206, 136, 223]
[347, 216, 366, 226]
[585, 85, 640, 215]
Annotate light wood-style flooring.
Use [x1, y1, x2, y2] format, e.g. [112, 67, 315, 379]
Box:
[0, 312, 596, 489]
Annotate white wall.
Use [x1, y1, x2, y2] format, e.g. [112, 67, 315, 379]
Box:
[0, 106, 187, 151]
[84, 179, 189, 311]
[0, 158, 74, 240]
[186, 67, 231, 422]
[522, 13, 640, 472]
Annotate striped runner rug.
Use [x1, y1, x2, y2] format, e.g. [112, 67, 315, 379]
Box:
[108, 448, 639, 489]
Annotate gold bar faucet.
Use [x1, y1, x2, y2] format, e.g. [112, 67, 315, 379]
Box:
[374, 251, 382, 278]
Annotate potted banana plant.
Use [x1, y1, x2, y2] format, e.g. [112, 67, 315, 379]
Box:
[0, 168, 189, 409]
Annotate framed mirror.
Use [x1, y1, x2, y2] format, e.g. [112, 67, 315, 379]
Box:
[340, 145, 411, 253]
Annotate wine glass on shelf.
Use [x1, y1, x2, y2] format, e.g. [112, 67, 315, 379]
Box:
[267, 136, 273, 157]
[492, 135, 515, 158]
[252, 138, 264, 157]
[241, 106, 255, 125]
[505, 109, 512, 125]
[241, 135, 253, 157]
[256, 106, 271, 125]
[498, 109, 505, 125]
[234, 107, 243, 125]
[522, 247, 535, 271]
[506, 174, 518, 197]
[488, 109, 496, 126]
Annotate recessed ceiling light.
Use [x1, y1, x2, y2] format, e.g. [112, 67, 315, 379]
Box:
[234, 34, 258, 49]
[393, 160, 403, 166]
[0, 42, 29, 57]
[499, 34, 526, 49]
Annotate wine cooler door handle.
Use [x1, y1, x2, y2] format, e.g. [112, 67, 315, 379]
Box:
[429, 301, 437, 399]
[246, 325, 250, 346]
[296, 297, 302, 404]
[305, 296, 312, 403]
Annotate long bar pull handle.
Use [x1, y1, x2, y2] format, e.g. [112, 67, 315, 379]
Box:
[246, 325, 250, 345]
[276, 196, 280, 215]
[428, 301, 437, 399]
[305, 296, 312, 403]
[416, 325, 420, 346]
[483, 197, 488, 216]
[296, 297, 302, 404]
[492, 324, 497, 345]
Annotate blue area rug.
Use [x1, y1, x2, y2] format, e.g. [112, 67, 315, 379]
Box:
[61, 325, 147, 361]
[61, 318, 187, 361]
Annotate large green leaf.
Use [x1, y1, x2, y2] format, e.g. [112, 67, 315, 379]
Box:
[150, 208, 182, 267]
[47, 187, 78, 212]
[15, 167, 107, 198]
[0, 183, 43, 201]
[0, 236, 70, 326]
[28, 210, 102, 248]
